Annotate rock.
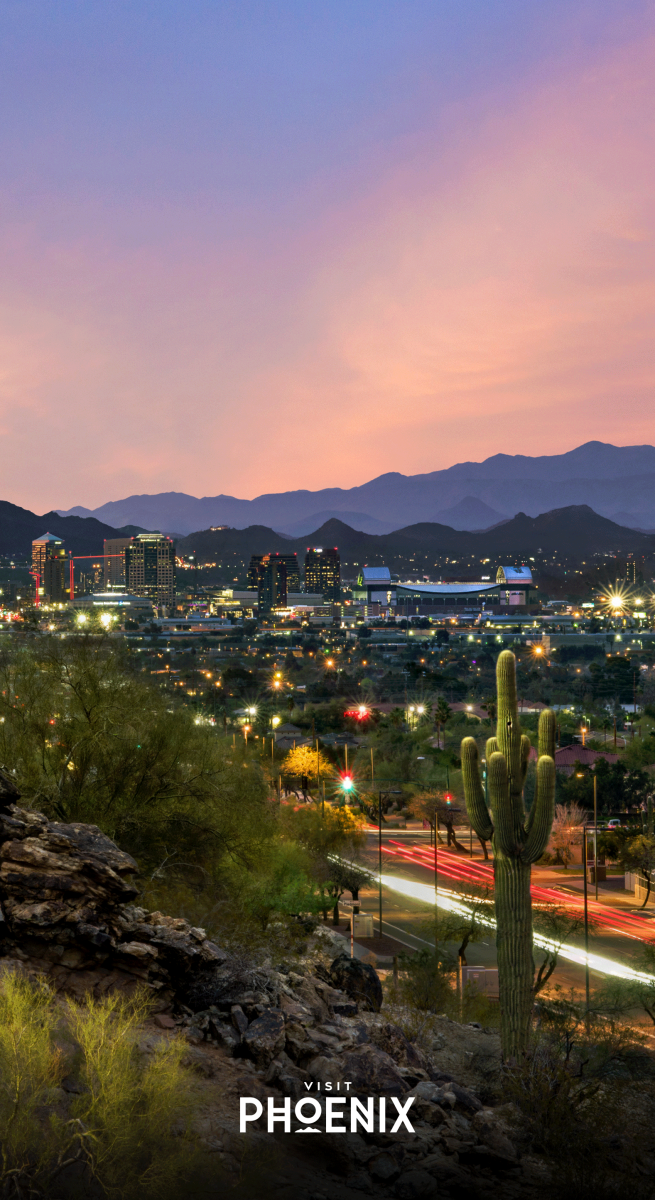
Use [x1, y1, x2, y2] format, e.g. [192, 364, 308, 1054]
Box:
[207, 1018, 240, 1055]
[242, 1009, 286, 1067]
[332, 999, 358, 1017]
[231, 1005, 249, 1035]
[153, 1013, 176, 1030]
[369, 1023, 426, 1070]
[337, 1045, 408, 1098]
[394, 1169, 437, 1199]
[329, 953, 383, 1012]
[368, 1152, 400, 1182]
[407, 1081, 443, 1103]
[0, 801, 236, 1010]
[472, 1113, 517, 1161]
[449, 1082, 482, 1114]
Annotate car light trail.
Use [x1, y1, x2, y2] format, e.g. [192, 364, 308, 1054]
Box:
[378, 871, 655, 986]
[378, 837, 655, 942]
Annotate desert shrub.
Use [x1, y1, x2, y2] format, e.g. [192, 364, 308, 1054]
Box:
[0, 971, 199, 1199]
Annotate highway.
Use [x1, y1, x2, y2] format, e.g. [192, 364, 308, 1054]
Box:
[356, 827, 655, 993]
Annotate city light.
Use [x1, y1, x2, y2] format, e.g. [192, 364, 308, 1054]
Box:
[340, 773, 354, 793]
[344, 705, 370, 721]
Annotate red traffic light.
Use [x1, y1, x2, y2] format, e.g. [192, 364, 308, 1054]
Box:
[444, 794, 452, 805]
[341, 773, 354, 792]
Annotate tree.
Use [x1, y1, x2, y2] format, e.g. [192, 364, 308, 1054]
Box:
[550, 802, 585, 869]
[434, 699, 451, 750]
[532, 903, 588, 995]
[320, 860, 373, 926]
[461, 651, 556, 1059]
[280, 806, 367, 922]
[617, 833, 655, 907]
[282, 745, 333, 796]
[0, 636, 272, 877]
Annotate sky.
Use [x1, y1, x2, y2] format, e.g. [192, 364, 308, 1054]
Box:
[1, 1, 655, 511]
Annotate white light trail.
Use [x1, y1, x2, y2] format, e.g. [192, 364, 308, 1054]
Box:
[379, 872, 655, 987]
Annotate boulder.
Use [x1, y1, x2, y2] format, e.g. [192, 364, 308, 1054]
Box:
[329, 953, 383, 1012]
[241, 1009, 286, 1067]
[337, 1044, 408, 1098]
[369, 1023, 426, 1070]
[394, 1169, 437, 1199]
[0, 794, 235, 1010]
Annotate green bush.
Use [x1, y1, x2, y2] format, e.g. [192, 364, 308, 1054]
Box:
[0, 971, 200, 1199]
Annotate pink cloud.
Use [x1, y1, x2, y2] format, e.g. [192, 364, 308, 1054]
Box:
[0, 33, 654, 510]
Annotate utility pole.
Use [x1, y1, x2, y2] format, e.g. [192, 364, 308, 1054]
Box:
[594, 773, 598, 902]
[378, 792, 383, 940]
[583, 825, 590, 1032]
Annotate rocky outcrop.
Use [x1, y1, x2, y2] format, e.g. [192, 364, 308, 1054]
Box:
[0, 799, 227, 1009]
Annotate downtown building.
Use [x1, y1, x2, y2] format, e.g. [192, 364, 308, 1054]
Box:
[247, 552, 299, 593]
[125, 533, 176, 609]
[32, 533, 69, 603]
[256, 553, 288, 614]
[304, 546, 340, 601]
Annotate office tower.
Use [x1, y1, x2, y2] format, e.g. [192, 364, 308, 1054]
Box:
[304, 546, 340, 601]
[257, 553, 287, 613]
[248, 552, 298, 592]
[247, 555, 263, 590]
[125, 533, 175, 607]
[279, 553, 300, 593]
[104, 537, 132, 589]
[32, 533, 68, 602]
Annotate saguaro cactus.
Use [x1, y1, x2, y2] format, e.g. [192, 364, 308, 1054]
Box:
[461, 651, 555, 1058]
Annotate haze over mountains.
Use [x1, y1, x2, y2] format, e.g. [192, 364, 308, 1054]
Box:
[57, 442, 655, 535]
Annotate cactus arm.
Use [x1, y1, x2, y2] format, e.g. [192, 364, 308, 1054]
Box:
[486, 736, 499, 760]
[496, 650, 522, 785]
[526, 708, 556, 835]
[538, 709, 556, 760]
[488, 751, 517, 854]
[522, 756, 556, 863]
[519, 734, 531, 791]
[461, 737, 493, 841]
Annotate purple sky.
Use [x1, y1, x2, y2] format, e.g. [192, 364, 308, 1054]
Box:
[1, 1, 654, 510]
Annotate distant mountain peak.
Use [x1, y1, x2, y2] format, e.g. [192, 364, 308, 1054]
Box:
[54, 442, 655, 535]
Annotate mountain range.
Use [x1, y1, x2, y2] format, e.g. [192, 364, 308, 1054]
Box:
[0, 494, 650, 576]
[177, 506, 655, 574]
[0, 502, 142, 561]
[57, 442, 655, 535]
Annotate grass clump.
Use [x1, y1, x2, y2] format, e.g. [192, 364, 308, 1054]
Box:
[0, 970, 200, 1199]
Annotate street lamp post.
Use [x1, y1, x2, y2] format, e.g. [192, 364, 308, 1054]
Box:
[583, 824, 590, 1031]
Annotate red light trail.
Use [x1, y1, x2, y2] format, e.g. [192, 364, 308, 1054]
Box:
[373, 833, 655, 943]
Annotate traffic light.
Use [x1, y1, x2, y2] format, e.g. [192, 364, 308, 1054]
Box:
[445, 793, 452, 805]
[341, 773, 354, 793]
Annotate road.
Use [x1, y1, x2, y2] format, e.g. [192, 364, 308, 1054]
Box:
[355, 826, 655, 995]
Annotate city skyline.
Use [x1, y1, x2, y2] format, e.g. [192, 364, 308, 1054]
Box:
[1, 3, 653, 512]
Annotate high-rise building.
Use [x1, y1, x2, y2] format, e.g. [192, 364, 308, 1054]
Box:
[125, 533, 175, 608]
[304, 547, 340, 601]
[279, 554, 300, 593]
[32, 533, 69, 603]
[247, 555, 263, 590]
[104, 537, 132, 589]
[248, 552, 299, 592]
[257, 553, 287, 613]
